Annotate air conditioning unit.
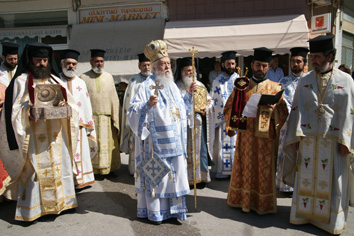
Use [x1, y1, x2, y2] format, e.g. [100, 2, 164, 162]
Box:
[310, 0, 331, 6]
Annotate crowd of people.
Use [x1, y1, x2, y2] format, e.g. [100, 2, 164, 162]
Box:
[0, 35, 353, 235]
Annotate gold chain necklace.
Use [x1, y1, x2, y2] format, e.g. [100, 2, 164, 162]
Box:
[315, 70, 333, 122]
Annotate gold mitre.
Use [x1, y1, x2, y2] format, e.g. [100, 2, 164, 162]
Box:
[144, 40, 168, 63]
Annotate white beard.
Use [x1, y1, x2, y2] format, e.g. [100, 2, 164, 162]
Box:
[62, 67, 76, 78]
[92, 66, 104, 74]
[155, 69, 174, 87]
[182, 74, 195, 89]
[141, 70, 151, 77]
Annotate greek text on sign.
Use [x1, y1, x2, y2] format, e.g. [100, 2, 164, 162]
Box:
[79, 4, 162, 24]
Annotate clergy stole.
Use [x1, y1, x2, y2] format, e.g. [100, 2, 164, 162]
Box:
[253, 80, 280, 139]
[28, 118, 72, 213]
[296, 136, 333, 223]
[255, 106, 273, 138]
[229, 77, 249, 132]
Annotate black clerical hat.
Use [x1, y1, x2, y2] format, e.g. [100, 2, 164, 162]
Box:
[90, 49, 106, 58]
[253, 47, 273, 62]
[221, 51, 237, 62]
[137, 53, 150, 62]
[179, 57, 193, 68]
[174, 57, 198, 82]
[62, 49, 80, 61]
[290, 47, 309, 59]
[28, 42, 51, 58]
[2, 42, 19, 56]
[308, 35, 334, 53]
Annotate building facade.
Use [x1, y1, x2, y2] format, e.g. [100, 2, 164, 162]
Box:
[0, 0, 167, 83]
[0, 0, 352, 81]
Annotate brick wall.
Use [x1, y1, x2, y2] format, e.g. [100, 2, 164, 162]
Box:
[168, 0, 306, 21]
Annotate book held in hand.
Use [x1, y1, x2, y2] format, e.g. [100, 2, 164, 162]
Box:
[258, 89, 284, 106]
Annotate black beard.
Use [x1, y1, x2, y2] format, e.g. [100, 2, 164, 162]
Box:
[292, 68, 303, 74]
[28, 61, 51, 79]
[225, 68, 235, 76]
[253, 70, 266, 80]
[3, 60, 16, 70]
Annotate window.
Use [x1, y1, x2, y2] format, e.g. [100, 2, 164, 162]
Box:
[342, 32, 354, 71]
[0, 11, 68, 28]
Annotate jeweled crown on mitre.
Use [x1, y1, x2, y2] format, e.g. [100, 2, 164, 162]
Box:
[144, 40, 168, 63]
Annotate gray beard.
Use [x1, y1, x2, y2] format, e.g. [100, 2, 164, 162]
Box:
[315, 62, 330, 73]
[92, 67, 104, 74]
[62, 67, 76, 78]
[141, 70, 151, 77]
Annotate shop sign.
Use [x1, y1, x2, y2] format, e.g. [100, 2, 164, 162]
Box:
[311, 13, 331, 34]
[79, 4, 162, 24]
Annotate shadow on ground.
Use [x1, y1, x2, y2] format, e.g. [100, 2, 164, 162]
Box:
[0, 163, 335, 235]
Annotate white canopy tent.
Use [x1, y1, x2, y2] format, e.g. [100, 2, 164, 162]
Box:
[69, 18, 165, 84]
[163, 14, 309, 58]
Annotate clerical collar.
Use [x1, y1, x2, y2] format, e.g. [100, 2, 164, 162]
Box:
[320, 67, 333, 75]
[252, 76, 266, 84]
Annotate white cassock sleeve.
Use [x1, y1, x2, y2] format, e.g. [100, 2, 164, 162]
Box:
[127, 83, 151, 141]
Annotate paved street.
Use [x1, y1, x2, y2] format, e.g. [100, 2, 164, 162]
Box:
[1, 154, 354, 236]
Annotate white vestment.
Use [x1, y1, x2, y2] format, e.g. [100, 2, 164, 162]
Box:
[210, 71, 239, 178]
[59, 74, 97, 188]
[120, 72, 150, 175]
[283, 68, 354, 234]
[176, 79, 214, 184]
[0, 63, 17, 87]
[0, 73, 79, 221]
[127, 74, 191, 222]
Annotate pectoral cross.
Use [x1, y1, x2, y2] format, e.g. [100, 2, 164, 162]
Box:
[149, 80, 164, 96]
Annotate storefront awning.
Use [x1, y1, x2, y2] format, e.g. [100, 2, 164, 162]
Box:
[69, 19, 165, 83]
[0, 25, 67, 40]
[163, 14, 309, 58]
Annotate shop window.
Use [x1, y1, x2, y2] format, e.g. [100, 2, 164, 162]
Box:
[42, 35, 67, 45]
[0, 11, 67, 28]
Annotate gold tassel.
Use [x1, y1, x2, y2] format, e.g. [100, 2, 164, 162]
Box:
[21, 190, 26, 201]
[151, 188, 155, 198]
[169, 171, 173, 180]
